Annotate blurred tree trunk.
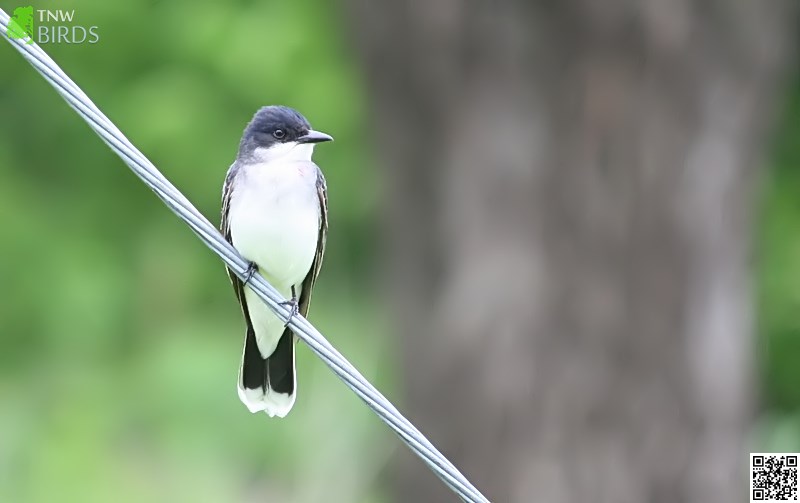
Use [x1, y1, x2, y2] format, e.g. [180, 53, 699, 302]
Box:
[347, 1, 795, 502]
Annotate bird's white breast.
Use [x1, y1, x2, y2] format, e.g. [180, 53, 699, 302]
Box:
[229, 157, 320, 291]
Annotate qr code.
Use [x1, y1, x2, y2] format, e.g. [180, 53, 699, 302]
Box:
[752, 453, 799, 501]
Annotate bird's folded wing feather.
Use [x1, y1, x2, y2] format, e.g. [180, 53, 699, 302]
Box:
[298, 167, 328, 318]
[220, 163, 249, 310]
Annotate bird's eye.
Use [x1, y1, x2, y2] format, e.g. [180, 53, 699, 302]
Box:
[273, 129, 286, 140]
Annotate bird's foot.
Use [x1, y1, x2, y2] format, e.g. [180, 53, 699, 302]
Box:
[279, 286, 300, 326]
[279, 297, 299, 327]
[243, 261, 258, 285]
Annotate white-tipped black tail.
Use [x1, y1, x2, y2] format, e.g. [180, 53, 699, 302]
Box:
[238, 327, 296, 418]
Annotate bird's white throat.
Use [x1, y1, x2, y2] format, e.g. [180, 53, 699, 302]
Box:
[253, 142, 315, 164]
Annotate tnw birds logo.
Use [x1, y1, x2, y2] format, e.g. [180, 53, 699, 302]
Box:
[4, 6, 99, 45]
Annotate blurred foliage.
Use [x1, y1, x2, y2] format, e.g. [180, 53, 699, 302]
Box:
[0, 1, 392, 502]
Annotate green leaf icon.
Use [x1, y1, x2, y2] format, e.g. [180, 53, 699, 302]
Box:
[7, 6, 35, 45]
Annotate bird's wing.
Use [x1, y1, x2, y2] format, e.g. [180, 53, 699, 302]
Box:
[297, 166, 328, 318]
[220, 163, 250, 309]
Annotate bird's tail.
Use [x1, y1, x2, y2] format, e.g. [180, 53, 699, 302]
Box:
[238, 327, 296, 418]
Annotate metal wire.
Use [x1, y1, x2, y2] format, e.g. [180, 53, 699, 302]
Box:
[1, 10, 490, 503]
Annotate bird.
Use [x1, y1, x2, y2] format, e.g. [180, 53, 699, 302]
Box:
[220, 105, 331, 418]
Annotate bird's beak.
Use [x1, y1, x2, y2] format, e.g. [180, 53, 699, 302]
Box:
[298, 130, 334, 144]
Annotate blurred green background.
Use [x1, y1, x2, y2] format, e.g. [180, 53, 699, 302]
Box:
[757, 84, 800, 452]
[0, 1, 798, 502]
[0, 1, 393, 502]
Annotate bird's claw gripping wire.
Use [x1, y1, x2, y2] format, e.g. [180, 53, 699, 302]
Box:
[280, 286, 300, 326]
[243, 261, 258, 285]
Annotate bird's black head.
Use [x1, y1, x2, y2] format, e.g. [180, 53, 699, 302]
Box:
[237, 105, 332, 161]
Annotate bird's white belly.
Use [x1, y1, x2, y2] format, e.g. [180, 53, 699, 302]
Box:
[231, 204, 318, 289]
[229, 162, 319, 290]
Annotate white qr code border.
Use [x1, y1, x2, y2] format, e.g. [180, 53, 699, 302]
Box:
[751, 453, 799, 502]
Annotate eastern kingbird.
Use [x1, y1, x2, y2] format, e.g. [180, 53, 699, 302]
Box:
[221, 105, 331, 418]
